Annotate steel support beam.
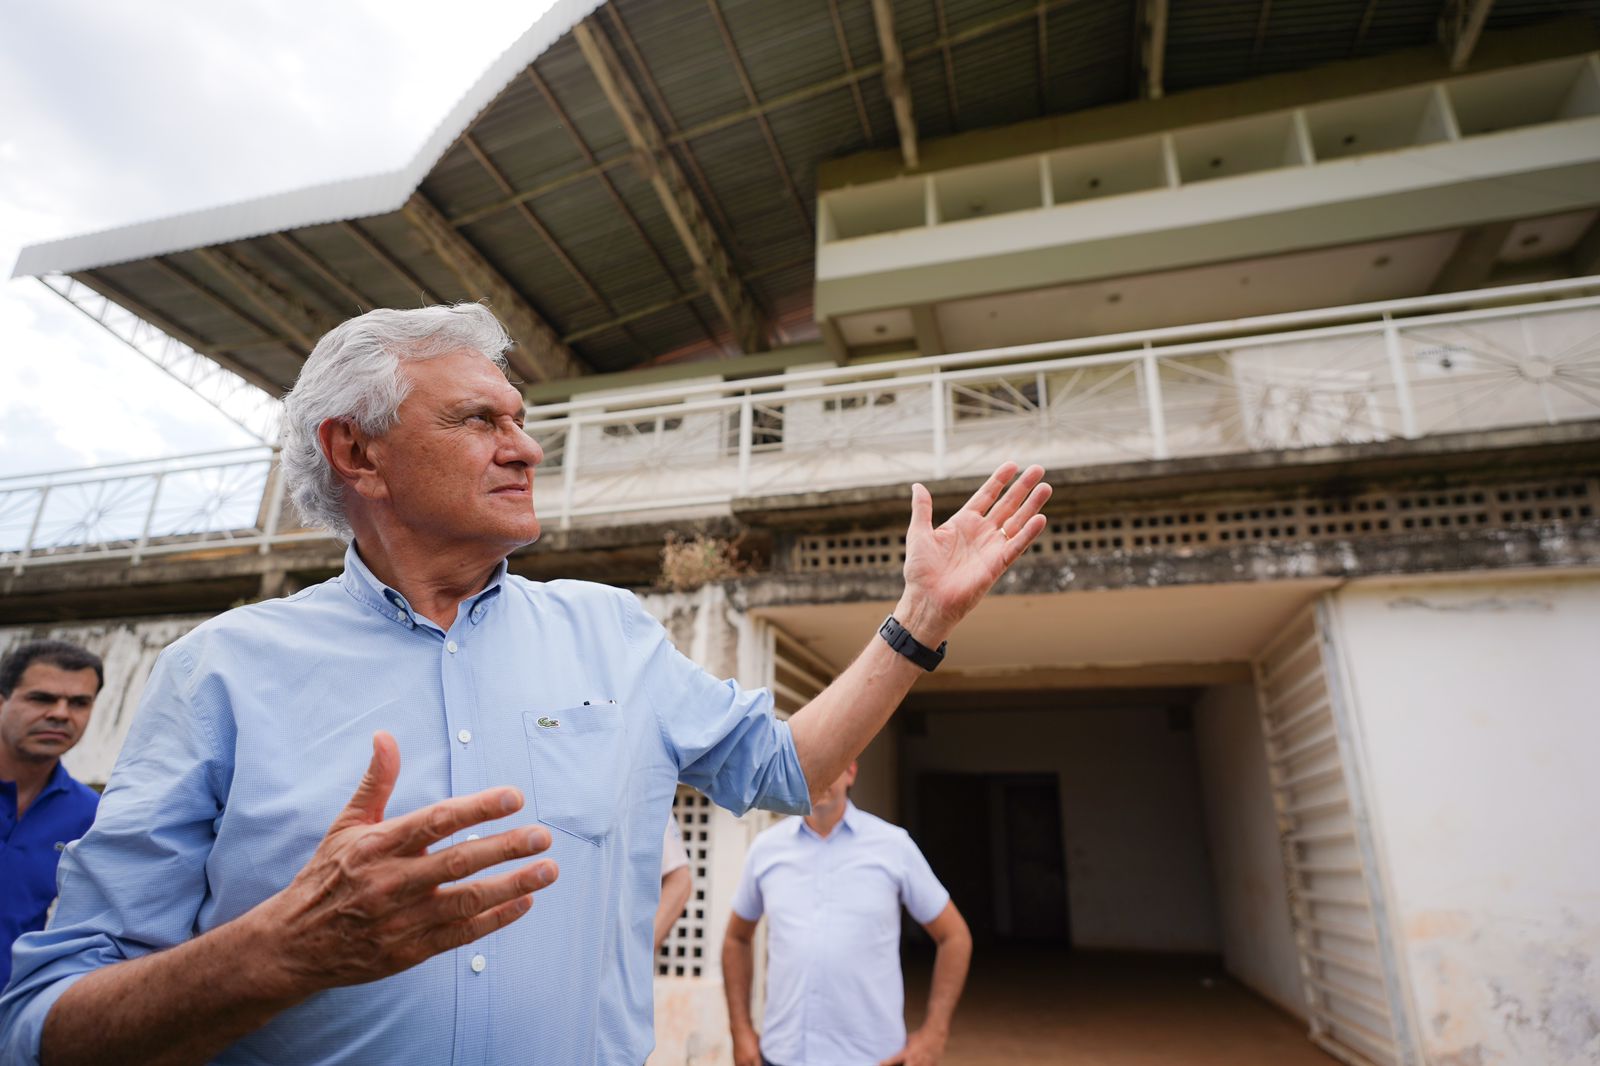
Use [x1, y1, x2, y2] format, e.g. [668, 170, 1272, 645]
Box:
[1251, 0, 1274, 65]
[1351, 0, 1382, 55]
[460, 131, 651, 360]
[827, 0, 875, 140]
[704, 0, 813, 230]
[1137, 0, 1170, 100]
[1439, 0, 1495, 72]
[45, 274, 282, 442]
[192, 247, 334, 352]
[271, 233, 375, 316]
[400, 191, 583, 383]
[870, 0, 920, 169]
[337, 220, 445, 306]
[524, 67, 724, 354]
[933, 0, 959, 125]
[151, 257, 295, 353]
[573, 19, 767, 355]
[560, 252, 812, 344]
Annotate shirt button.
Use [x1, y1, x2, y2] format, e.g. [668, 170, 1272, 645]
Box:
[466, 834, 480, 841]
[395, 610, 406, 622]
[446, 640, 459, 654]
[457, 729, 472, 744]
[470, 954, 487, 973]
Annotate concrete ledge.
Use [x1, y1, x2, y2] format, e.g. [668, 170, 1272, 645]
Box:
[735, 521, 1600, 606]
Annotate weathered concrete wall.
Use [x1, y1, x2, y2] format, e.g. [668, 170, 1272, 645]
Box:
[1329, 574, 1600, 1066]
[903, 704, 1221, 953]
[1194, 683, 1308, 1019]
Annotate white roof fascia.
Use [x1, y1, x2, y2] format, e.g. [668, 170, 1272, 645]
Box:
[11, 0, 604, 280]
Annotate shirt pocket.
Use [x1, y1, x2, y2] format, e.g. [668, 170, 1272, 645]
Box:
[523, 702, 627, 846]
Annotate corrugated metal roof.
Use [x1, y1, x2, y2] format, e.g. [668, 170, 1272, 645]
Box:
[12, 0, 609, 280]
[15, 0, 1600, 392]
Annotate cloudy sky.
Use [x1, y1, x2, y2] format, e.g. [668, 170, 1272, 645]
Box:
[0, 0, 556, 477]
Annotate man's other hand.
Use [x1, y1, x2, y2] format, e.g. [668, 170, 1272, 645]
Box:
[256, 731, 557, 995]
[878, 1024, 948, 1066]
[731, 1023, 762, 1066]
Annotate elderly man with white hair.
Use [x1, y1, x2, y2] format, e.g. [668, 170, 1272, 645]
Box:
[0, 304, 1050, 1066]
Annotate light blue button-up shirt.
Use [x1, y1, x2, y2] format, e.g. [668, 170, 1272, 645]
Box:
[731, 803, 949, 1066]
[0, 546, 809, 1065]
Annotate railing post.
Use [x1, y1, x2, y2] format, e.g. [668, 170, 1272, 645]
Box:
[258, 460, 285, 554]
[930, 370, 947, 479]
[737, 396, 753, 495]
[134, 472, 167, 565]
[1382, 315, 1420, 439]
[560, 420, 581, 531]
[1143, 346, 1169, 460]
[15, 485, 50, 574]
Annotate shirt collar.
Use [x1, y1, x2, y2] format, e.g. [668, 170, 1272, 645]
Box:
[339, 542, 508, 631]
[1, 761, 73, 810]
[40, 760, 74, 799]
[797, 800, 859, 841]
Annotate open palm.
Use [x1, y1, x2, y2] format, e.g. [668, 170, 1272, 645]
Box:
[902, 462, 1051, 634]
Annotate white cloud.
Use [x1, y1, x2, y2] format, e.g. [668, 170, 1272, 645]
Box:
[0, 0, 557, 478]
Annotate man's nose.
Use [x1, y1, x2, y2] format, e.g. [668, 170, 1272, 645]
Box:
[505, 424, 543, 467]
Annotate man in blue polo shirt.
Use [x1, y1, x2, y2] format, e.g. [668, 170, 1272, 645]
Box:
[0, 640, 103, 990]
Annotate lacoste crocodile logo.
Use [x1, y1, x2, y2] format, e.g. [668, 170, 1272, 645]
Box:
[537, 716, 560, 728]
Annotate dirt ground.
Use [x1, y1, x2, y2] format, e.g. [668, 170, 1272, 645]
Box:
[903, 946, 1338, 1066]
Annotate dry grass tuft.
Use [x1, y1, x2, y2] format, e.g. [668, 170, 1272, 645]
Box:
[658, 532, 747, 591]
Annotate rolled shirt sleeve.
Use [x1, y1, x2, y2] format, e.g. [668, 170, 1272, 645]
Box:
[622, 595, 810, 817]
[728, 838, 766, 922]
[0, 644, 229, 1065]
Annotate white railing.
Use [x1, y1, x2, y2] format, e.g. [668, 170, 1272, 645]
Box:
[0, 447, 323, 571]
[6, 278, 1599, 571]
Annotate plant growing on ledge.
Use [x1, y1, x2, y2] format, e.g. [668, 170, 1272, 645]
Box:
[658, 532, 747, 591]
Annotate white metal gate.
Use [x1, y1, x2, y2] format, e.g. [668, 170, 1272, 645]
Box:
[1253, 603, 1414, 1066]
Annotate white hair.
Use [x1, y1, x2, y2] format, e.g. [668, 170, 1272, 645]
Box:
[281, 303, 512, 541]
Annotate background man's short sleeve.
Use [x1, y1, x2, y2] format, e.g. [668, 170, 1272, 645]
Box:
[897, 831, 950, 925]
[661, 816, 690, 878]
[729, 836, 766, 922]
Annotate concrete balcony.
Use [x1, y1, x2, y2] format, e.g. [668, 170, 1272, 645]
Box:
[815, 53, 1600, 349]
[3, 277, 1598, 574]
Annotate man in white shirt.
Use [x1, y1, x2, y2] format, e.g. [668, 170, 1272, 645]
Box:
[723, 762, 971, 1066]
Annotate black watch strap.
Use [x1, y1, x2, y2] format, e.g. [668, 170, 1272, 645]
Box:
[878, 615, 947, 671]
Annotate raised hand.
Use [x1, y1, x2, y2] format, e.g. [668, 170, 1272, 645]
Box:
[257, 731, 557, 995]
[896, 462, 1051, 644]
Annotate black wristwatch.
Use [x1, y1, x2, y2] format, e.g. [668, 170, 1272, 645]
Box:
[878, 615, 947, 671]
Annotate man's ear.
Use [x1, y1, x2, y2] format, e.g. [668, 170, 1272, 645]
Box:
[317, 418, 390, 503]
